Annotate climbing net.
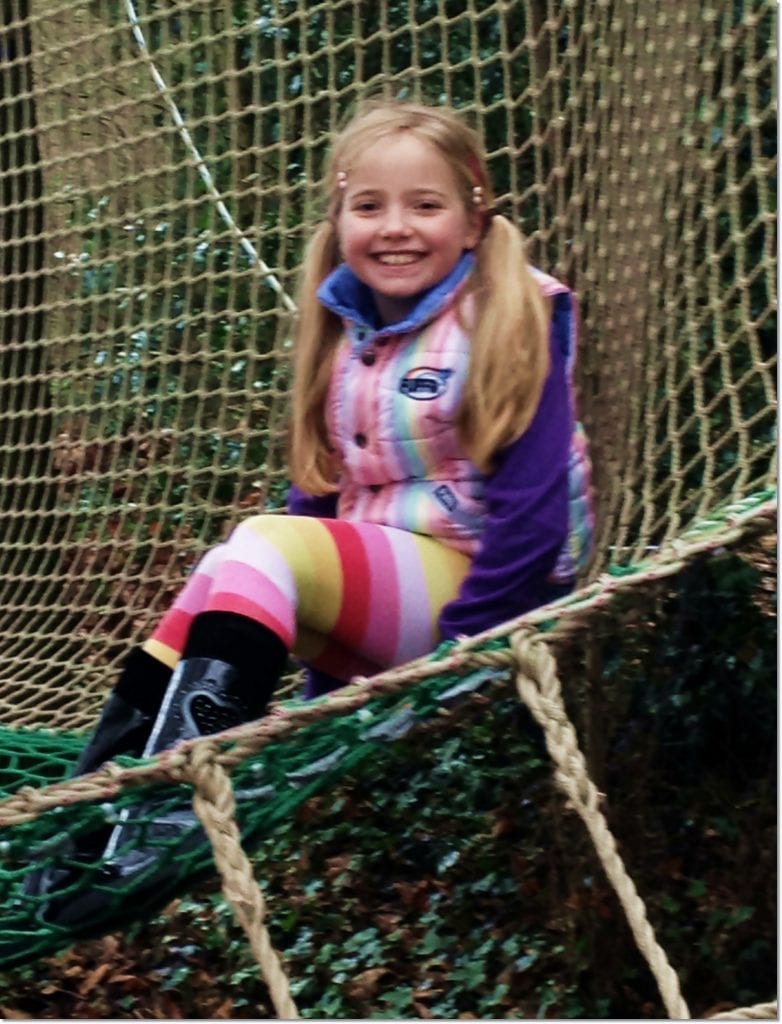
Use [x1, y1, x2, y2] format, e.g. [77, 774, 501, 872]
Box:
[0, 0, 776, 1017]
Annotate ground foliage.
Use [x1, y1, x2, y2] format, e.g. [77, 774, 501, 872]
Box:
[0, 537, 775, 1020]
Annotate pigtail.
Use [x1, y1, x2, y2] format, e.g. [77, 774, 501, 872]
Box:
[289, 220, 343, 493]
[456, 214, 550, 471]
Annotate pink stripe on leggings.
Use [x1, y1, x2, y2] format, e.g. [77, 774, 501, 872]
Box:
[207, 559, 296, 639]
[349, 523, 401, 667]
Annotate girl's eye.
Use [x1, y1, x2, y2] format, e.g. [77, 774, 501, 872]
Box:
[353, 201, 379, 213]
[416, 201, 441, 211]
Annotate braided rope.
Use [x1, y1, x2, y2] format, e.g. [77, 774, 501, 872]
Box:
[707, 1003, 778, 1020]
[175, 743, 299, 1020]
[510, 628, 690, 1020]
[160, 622, 773, 1023]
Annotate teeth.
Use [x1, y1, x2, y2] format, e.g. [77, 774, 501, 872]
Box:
[377, 253, 419, 265]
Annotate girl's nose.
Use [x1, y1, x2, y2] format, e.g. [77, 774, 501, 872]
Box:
[380, 205, 412, 236]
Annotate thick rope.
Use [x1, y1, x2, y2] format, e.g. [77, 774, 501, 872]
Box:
[174, 744, 299, 1020]
[510, 628, 691, 1020]
[707, 1003, 778, 1020]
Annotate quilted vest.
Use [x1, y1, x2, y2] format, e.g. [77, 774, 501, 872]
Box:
[323, 262, 593, 578]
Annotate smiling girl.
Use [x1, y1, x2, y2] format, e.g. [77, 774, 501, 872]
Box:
[29, 100, 593, 916]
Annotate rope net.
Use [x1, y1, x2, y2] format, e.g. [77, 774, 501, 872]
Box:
[0, 0, 776, 1010]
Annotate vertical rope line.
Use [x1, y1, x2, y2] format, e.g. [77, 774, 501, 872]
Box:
[409, 1, 422, 104]
[679, 11, 717, 529]
[496, 2, 515, 222]
[510, 628, 691, 1020]
[643, 6, 699, 549]
[549, 2, 568, 274]
[720, 14, 752, 499]
[584, 0, 632, 562]
[742, 3, 777, 411]
[591, 4, 626, 552]
[436, 0, 451, 106]
[701, 5, 723, 511]
[614, 4, 660, 561]
[183, 746, 299, 1020]
[563, 0, 583, 271]
[467, 0, 480, 123]
[124, 0, 297, 313]
[353, 0, 365, 104]
[523, 0, 547, 245]
[630, 8, 662, 549]
[682, 18, 714, 525]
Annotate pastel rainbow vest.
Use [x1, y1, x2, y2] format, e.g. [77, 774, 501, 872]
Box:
[322, 259, 594, 580]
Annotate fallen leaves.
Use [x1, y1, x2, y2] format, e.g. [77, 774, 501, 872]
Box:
[343, 966, 389, 1002]
[76, 962, 112, 995]
[0, 917, 268, 1021]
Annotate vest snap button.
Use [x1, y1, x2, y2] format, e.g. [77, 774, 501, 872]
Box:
[354, 432, 368, 448]
[361, 350, 376, 366]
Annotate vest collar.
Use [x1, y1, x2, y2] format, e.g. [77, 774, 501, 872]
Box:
[316, 251, 475, 340]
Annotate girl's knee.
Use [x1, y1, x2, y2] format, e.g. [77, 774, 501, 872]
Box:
[236, 513, 272, 530]
[230, 513, 287, 540]
[226, 513, 312, 562]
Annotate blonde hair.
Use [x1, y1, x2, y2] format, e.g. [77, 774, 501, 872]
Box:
[290, 99, 550, 493]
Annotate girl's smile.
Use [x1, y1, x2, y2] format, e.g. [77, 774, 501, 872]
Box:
[337, 133, 480, 324]
[374, 252, 423, 265]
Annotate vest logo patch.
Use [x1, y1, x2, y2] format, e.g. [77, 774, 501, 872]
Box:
[433, 484, 458, 511]
[399, 367, 453, 400]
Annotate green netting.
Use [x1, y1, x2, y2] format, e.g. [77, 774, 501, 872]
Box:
[0, 0, 776, 979]
[0, 652, 521, 967]
[0, 492, 775, 974]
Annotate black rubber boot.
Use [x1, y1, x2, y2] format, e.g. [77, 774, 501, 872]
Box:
[49, 616, 288, 926]
[74, 647, 173, 772]
[21, 649, 171, 919]
[72, 691, 157, 775]
[102, 656, 275, 870]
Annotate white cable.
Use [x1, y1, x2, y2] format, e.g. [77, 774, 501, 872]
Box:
[125, 0, 298, 313]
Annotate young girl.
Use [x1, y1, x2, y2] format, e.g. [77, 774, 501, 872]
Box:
[31, 100, 593, 919]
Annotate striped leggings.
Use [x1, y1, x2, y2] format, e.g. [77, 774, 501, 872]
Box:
[143, 515, 471, 684]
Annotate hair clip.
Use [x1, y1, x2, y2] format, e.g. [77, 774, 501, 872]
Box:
[472, 184, 484, 206]
[336, 170, 348, 189]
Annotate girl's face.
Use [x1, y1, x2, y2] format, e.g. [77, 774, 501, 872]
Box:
[337, 132, 481, 325]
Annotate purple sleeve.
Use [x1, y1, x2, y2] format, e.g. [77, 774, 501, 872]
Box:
[437, 331, 572, 640]
[301, 667, 347, 699]
[286, 485, 339, 518]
